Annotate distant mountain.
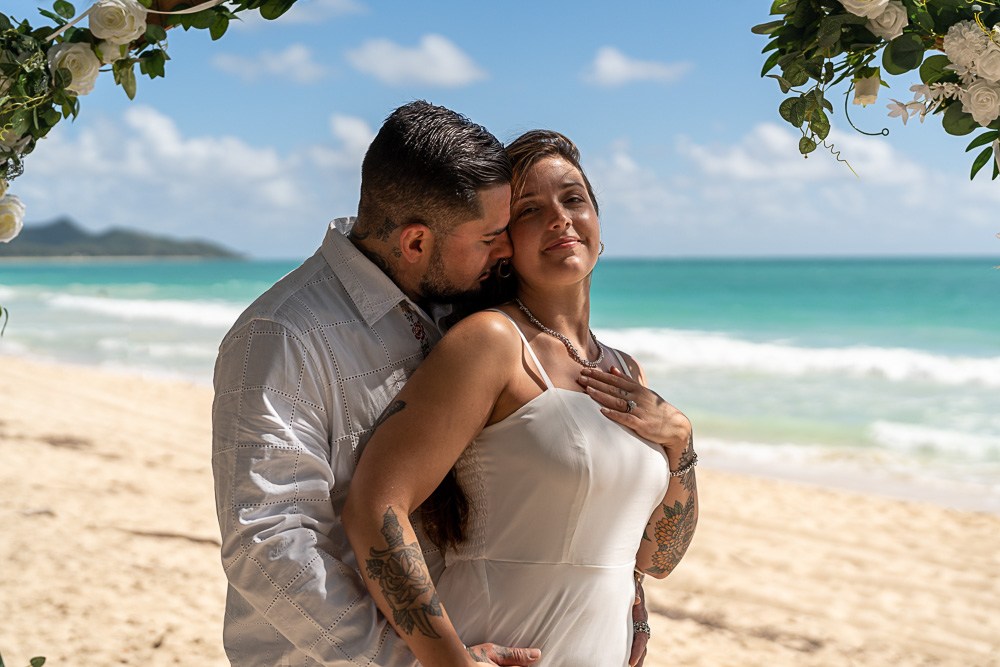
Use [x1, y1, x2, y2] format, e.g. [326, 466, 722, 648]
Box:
[0, 218, 243, 258]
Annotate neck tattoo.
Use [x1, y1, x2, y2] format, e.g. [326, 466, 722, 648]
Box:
[515, 298, 605, 368]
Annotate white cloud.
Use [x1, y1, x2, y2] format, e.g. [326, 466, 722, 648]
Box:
[309, 115, 375, 169]
[677, 123, 928, 186]
[13, 107, 371, 257]
[346, 34, 487, 86]
[212, 44, 327, 84]
[587, 124, 999, 257]
[584, 47, 692, 86]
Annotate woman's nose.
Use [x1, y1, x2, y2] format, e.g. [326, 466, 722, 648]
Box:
[548, 206, 571, 229]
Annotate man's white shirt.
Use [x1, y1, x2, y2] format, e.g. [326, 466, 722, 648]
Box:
[212, 219, 445, 666]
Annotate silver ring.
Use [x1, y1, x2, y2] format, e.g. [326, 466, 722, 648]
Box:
[633, 620, 650, 636]
[625, 399, 637, 414]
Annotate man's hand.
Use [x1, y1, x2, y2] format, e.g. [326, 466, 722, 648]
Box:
[630, 576, 649, 667]
[466, 643, 541, 665]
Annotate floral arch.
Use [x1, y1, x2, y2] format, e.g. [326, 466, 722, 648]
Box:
[0, 0, 296, 245]
[755, 0, 1000, 179]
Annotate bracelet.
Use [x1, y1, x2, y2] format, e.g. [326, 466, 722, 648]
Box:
[633, 568, 645, 585]
[669, 450, 698, 478]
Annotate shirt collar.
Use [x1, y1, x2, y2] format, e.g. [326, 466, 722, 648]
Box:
[321, 218, 451, 331]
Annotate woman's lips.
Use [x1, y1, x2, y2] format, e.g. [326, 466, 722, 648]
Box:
[545, 237, 580, 251]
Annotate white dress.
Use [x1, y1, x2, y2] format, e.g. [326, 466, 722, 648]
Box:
[436, 312, 670, 666]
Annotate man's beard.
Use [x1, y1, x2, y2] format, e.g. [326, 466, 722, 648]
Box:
[418, 244, 485, 305]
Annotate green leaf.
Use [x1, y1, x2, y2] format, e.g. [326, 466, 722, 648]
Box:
[0, 13, 11, 30]
[966, 131, 999, 152]
[766, 73, 792, 93]
[260, 0, 296, 20]
[771, 0, 795, 14]
[113, 61, 137, 100]
[761, 50, 782, 77]
[139, 49, 167, 78]
[779, 97, 807, 127]
[883, 33, 924, 75]
[37, 8, 67, 24]
[782, 60, 810, 87]
[799, 136, 817, 154]
[145, 24, 168, 43]
[209, 15, 229, 40]
[29, 659, 46, 667]
[919, 55, 953, 84]
[751, 20, 785, 35]
[817, 15, 848, 52]
[53, 0, 75, 19]
[41, 108, 61, 126]
[912, 8, 934, 32]
[188, 9, 217, 29]
[810, 110, 831, 140]
[942, 103, 978, 136]
[970, 145, 993, 179]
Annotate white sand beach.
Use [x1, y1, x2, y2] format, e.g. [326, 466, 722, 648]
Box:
[1, 356, 998, 666]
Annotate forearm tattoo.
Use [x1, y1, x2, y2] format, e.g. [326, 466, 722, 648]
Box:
[366, 508, 444, 638]
[646, 447, 698, 576]
[677, 445, 698, 494]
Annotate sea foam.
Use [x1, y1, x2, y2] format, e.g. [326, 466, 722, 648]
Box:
[47, 293, 244, 328]
[598, 327, 1000, 388]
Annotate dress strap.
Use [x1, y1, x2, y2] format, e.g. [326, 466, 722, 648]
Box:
[486, 309, 554, 389]
[609, 347, 634, 379]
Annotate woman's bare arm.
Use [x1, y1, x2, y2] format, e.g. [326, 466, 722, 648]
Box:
[342, 312, 530, 665]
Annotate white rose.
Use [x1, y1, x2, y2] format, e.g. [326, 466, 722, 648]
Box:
[853, 71, 881, 105]
[95, 40, 127, 65]
[839, 0, 890, 19]
[866, 1, 909, 41]
[0, 195, 26, 243]
[961, 78, 1000, 126]
[0, 127, 30, 154]
[88, 0, 148, 46]
[975, 44, 1000, 82]
[943, 20, 988, 69]
[47, 42, 102, 96]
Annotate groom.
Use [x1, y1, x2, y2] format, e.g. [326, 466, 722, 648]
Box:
[212, 100, 647, 666]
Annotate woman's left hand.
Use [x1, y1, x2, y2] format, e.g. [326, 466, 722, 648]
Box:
[578, 366, 691, 456]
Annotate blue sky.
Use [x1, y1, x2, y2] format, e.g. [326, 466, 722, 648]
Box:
[5, 0, 1000, 258]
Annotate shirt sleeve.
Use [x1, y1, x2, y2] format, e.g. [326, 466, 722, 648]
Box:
[211, 317, 414, 665]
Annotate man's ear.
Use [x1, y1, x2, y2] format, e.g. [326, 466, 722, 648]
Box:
[398, 223, 433, 264]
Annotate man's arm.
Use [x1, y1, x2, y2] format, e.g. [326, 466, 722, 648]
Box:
[212, 318, 395, 665]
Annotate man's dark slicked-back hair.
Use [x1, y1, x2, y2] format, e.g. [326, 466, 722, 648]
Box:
[357, 100, 512, 240]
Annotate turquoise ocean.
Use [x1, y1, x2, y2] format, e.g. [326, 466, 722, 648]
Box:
[2, 257, 999, 510]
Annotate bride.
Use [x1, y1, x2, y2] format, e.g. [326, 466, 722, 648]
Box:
[343, 129, 698, 666]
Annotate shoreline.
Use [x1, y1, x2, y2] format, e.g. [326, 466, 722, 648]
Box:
[3, 351, 997, 513]
[2, 355, 999, 665]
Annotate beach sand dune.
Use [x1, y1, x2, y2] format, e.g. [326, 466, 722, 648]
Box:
[2, 357, 998, 666]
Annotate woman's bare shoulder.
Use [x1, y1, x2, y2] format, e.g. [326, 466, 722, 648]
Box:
[443, 307, 520, 344]
[426, 307, 522, 366]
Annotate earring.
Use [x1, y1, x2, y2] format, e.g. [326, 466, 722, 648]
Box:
[599, 242, 605, 256]
[497, 259, 513, 279]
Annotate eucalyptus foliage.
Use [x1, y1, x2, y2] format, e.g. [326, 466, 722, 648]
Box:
[755, 0, 1000, 180]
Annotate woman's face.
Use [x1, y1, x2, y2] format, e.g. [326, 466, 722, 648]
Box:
[508, 156, 600, 288]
